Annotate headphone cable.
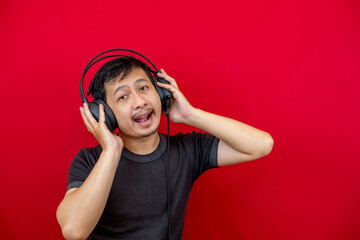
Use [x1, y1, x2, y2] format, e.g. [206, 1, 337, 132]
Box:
[165, 112, 172, 240]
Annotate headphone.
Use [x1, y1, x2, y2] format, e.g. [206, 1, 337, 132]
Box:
[80, 48, 172, 132]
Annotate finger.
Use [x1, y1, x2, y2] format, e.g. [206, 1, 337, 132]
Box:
[98, 104, 106, 125]
[80, 106, 94, 133]
[156, 81, 179, 95]
[157, 72, 178, 89]
[160, 68, 167, 74]
[157, 71, 174, 81]
[83, 103, 98, 126]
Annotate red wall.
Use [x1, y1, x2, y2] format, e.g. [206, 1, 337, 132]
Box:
[1, 0, 359, 239]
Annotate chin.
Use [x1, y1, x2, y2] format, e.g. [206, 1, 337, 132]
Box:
[120, 124, 159, 139]
[138, 128, 159, 138]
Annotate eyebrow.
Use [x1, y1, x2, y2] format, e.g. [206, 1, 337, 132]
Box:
[113, 78, 148, 96]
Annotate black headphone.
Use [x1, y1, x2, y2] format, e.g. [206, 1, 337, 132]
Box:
[80, 48, 172, 132]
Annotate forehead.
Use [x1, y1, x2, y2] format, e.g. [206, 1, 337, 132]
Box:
[105, 67, 153, 94]
[111, 67, 151, 85]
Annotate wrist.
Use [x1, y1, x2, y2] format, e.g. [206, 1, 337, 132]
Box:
[101, 147, 122, 162]
[183, 107, 202, 126]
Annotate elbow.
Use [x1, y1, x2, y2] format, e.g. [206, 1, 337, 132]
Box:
[61, 224, 89, 240]
[245, 133, 274, 161]
[57, 209, 89, 240]
[262, 133, 274, 157]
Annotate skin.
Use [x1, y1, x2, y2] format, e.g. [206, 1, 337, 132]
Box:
[56, 67, 274, 240]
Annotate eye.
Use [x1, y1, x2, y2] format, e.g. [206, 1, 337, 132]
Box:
[139, 85, 149, 92]
[118, 95, 128, 102]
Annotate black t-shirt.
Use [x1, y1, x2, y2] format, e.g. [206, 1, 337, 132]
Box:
[67, 131, 219, 240]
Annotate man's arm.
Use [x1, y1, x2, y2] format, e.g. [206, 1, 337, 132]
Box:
[157, 69, 273, 167]
[56, 104, 123, 240]
[183, 109, 273, 166]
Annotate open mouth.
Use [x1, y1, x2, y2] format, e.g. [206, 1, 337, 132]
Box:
[134, 112, 152, 124]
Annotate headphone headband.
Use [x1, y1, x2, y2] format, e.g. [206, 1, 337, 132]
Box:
[80, 48, 160, 103]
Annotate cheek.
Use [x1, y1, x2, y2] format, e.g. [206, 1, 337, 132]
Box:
[112, 107, 129, 123]
[153, 93, 162, 111]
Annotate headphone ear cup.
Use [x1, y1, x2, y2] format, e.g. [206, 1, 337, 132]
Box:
[154, 76, 172, 114]
[87, 99, 118, 132]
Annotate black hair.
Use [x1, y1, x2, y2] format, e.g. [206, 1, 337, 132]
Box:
[90, 56, 154, 101]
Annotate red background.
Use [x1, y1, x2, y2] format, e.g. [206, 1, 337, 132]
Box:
[1, 0, 359, 239]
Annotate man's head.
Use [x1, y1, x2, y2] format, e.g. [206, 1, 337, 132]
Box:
[90, 57, 162, 139]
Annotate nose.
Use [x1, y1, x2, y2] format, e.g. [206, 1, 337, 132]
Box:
[132, 92, 147, 110]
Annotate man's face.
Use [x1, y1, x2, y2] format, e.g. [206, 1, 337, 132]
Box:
[105, 67, 162, 139]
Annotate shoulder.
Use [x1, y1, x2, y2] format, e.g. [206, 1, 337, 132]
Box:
[167, 131, 220, 174]
[170, 131, 217, 144]
[72, 144, 102, 168]
[67, 145, 102, 191]
[76, 144, 102, 157]
[170, 130, 210, 139]
[167, 131, 219, 153]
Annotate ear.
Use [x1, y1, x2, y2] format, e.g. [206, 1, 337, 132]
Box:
[88, 99, 118, 132]
[153, 75, 172, 114]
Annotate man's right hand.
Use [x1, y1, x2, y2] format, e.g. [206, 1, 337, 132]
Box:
[80, 103, 123, 153]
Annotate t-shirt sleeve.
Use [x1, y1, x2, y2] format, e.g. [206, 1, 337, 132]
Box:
[176, 131, 220, 181]
[67, 145, 101, 191]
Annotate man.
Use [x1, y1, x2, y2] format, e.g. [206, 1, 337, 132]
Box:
[56, 56, 273, 240]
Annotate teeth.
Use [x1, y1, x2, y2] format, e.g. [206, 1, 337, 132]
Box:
[135, 113, 151, 123]
[136, 114, 148, 120]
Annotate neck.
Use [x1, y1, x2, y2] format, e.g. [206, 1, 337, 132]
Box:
[121, 132, 160, 155]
